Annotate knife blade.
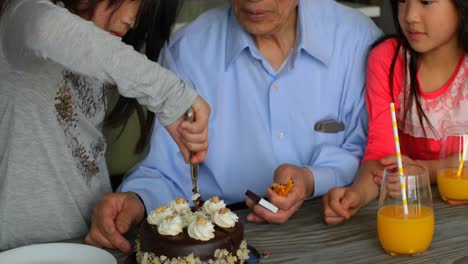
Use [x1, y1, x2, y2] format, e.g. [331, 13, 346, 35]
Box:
[185, 108, 199, 193]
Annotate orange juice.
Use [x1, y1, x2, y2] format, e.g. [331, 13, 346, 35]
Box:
[377, 205, 434, 255]
[437, 168, 468, 201]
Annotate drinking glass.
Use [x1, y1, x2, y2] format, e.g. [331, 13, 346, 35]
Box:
[437, 120, 468, 201]
[377, 164, 434, 256]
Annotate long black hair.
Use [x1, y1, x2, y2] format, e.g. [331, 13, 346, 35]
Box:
[103, 0, 184, 153]
[373, 0, 468, 137]
[1, 0, 184, 153]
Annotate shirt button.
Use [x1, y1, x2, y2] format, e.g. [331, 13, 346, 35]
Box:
[277, 132, 284, 139]
[253, 60, 258, 65]
[274, 82, 279, 89]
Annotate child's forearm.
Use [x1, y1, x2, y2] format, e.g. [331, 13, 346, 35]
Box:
[350, 160, 382, 208]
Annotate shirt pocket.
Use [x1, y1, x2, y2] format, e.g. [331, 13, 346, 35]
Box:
[313, 130, 346, 146]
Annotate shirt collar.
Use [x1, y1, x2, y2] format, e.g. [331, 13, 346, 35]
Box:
[225, 8, 259, 69]
[225, 0, 333, 68]
[296, 0, 332, 65]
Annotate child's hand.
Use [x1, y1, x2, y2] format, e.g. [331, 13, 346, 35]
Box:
[379, 154, 416, 169]
[166, 97, 210, 164]
[447, 200, 468, 205]
[375, 155, 418, 198]
[374, 154, 416, 188]
[321, 187, 362, 225]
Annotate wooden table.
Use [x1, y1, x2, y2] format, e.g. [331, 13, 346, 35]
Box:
[240, 188, 468, 264]
[68, 187, 468, 263]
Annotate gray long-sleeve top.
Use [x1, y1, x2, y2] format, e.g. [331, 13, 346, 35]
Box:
[0, 0, 197, 250]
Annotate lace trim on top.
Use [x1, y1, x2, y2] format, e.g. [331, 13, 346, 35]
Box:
[398, 54, 468, 140]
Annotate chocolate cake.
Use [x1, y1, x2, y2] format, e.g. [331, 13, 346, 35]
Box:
[135, 197, 249, 264]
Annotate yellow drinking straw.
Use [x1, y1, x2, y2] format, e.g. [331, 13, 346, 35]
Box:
[456, 134, 468, 178]
[390, 103, 409, 215]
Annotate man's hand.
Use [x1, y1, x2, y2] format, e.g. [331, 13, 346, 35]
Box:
[166, 96, 210, 164]
[245, 164, 314, 224]
[85, 192, 146, 253]
[321, 187, 362, 225]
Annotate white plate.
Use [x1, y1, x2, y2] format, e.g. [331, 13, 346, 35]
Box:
[0, 243, 117, 264]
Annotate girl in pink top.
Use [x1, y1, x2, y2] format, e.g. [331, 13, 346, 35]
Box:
[322, 0, 468, 224]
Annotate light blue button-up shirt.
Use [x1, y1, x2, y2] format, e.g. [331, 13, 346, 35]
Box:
[119, 0, 382, 211]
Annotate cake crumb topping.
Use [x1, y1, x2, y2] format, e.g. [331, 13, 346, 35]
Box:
[197, 216, 207, 225]
[156, 206, 167, 213]
[219, 208, 229, 214]
[176, 197, 186, 204]
[135, 239, 249, 264]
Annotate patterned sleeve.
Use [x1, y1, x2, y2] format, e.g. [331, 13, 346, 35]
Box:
[0, 0, 197, 126]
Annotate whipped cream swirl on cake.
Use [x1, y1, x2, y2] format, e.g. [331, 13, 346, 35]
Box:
[157, 215, 183, 236]
[147, 205, 173, 225]
[169, 197, 191, 214]
[181, 211, 209, 228]
[188, 216, 215, 241]
[212, 208, 238, 228]
[202, 196, 226, 215]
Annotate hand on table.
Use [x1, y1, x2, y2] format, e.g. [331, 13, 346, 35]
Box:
[166, 96, 210, 164]
[245, 164, 313, 224]
[85, 192, 145, 253]
[321, 187, 362, 225]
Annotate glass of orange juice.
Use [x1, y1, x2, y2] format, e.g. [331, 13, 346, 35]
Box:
[437, 121, 468, 201]
[377, 164, 434, 256]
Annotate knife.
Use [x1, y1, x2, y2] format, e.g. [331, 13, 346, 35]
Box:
[186, 108, 199, 194]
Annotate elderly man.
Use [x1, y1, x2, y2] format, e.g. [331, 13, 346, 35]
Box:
[86, 0, 381, 252]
